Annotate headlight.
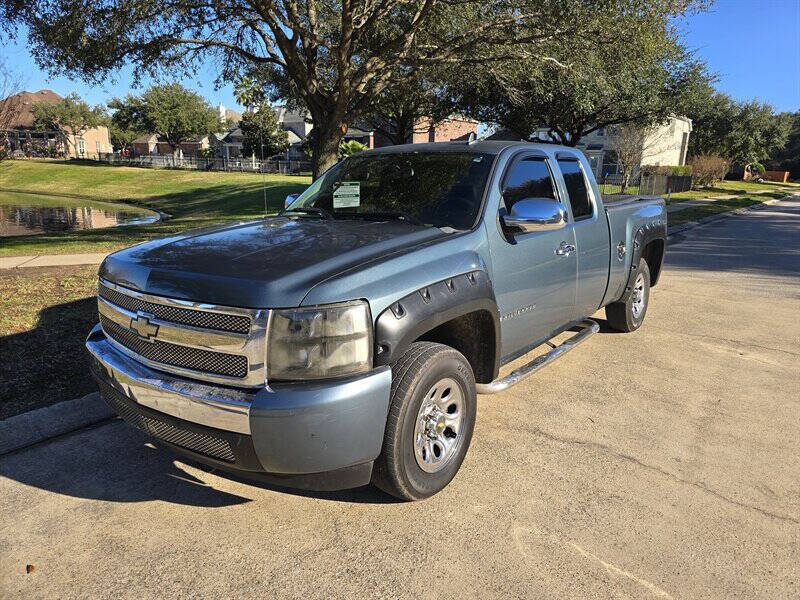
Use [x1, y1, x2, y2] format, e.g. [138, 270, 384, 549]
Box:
[267, 300, 373, 380]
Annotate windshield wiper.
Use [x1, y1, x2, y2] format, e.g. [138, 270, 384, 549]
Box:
[348, 211, 425, 226]
[281, 206, 334, 220]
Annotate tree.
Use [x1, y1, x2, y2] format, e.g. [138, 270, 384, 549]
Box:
[339, 139, 367, 157]
[453, 14, 709, 145]
[684, 84, 737, 158]
[239, 109, 290, 159]
[108, 84, 220, 159]
[1, 0, 703, 178]
[608, 123, 662, 193]
[359, 72, 456, 145]
[685, 86, 791, 169]
[32, 92, 104, 157]
[767, 112, 800, 179]
[0, 58, 23, 161]
[107, 123, 141, 153]
[725, 102, 791, 169]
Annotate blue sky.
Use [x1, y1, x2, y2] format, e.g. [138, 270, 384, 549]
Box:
[2, 0, 799, 113]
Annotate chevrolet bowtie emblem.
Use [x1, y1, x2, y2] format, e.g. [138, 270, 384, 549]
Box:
[130, 314, 159, 340]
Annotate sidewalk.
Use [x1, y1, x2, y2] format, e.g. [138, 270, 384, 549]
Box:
[0, 252, 110, 269]
[665, 194, 739, 213]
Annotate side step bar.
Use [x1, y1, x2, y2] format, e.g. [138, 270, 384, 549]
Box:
[476, 319, 600, 395]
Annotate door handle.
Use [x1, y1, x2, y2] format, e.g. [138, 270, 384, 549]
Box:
[555, 241, 576, 256]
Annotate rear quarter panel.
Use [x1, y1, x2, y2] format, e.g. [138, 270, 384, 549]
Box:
[603, 198, 667, 306]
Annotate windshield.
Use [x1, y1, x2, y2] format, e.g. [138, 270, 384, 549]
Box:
[288, 151, 495, 229]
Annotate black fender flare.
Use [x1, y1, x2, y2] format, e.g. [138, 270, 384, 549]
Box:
[374, 271, 501, 380]
[621, 221, 667, 301]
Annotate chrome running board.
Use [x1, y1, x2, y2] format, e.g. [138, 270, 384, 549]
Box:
[476, 319, 600, 395]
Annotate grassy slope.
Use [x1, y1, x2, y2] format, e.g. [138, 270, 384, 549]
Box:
[0, 159, 311, 255]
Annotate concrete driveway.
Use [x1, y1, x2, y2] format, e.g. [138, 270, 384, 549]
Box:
[2, 199, 799, 599]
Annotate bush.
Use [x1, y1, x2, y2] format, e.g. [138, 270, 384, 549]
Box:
[640, 165, 693, 177]
[751, 162, 766, 175]
[338, 140, 367, 158]
[690, 155, 730, 188]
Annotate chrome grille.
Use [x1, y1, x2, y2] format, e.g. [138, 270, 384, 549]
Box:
[98, 283, 250, 333]
[97, 278, 268, 387]
[98, 380, 236, 462]
[100, 315, 248, 378]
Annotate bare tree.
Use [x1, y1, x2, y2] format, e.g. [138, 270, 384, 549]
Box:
[0, 59, 23, 161]
[608, 123, 662, 193]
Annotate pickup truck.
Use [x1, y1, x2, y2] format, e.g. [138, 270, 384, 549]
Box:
[86, 141, 666, 500]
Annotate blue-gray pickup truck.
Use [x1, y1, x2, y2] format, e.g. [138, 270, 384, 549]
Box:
[86, 141, 666, 500]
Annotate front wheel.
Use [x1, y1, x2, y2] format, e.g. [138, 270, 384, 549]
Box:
[372, 342, 477, 501]
[606, 258, 651, 332]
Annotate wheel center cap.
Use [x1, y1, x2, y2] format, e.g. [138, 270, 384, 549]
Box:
[435, 417, 446, 434]
[425, 411, 446, 437]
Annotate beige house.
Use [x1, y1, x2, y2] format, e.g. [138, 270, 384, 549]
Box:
[531, 116, 693, 178]
[1, 89, 111, 159]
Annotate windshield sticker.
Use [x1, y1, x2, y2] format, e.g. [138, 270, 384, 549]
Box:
[333, 181, 361, 208]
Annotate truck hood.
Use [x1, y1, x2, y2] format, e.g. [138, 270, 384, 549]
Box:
[99, 217, 446, 308]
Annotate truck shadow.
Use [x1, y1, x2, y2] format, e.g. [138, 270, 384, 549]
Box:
[0, 419, 398, 506]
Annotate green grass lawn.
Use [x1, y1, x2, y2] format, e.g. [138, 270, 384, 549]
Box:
[0, 265, 99, 418]
[668, 193, 786, 226]
[0, 159, 311, 256]
[601, 178, 798, 202]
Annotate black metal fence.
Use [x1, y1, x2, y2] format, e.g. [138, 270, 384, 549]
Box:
[97, 153, 312, 174]
[597, 173, 693, 197]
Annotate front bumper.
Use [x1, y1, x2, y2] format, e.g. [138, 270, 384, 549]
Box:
[86, 324, 392, 489]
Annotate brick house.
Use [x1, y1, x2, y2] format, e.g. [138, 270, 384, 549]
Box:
[1, 89, 111, 158]
[372, 115, 479, 147]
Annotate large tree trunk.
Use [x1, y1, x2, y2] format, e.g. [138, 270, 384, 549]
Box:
[311, 118, 347, 179]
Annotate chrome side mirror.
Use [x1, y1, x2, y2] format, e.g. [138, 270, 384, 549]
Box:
[285, 193, 300, 208]
[502, 198, 567, 234]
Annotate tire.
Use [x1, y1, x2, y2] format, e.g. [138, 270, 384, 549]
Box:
[372, 342, 477, 501]
[606, 258, 651, 332]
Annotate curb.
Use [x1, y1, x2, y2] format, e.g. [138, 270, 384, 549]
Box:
[667, 195, 793, 239]
[0, 392, 116, 456]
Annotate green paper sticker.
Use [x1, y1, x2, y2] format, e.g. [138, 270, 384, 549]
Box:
[333, 181, 361, 208]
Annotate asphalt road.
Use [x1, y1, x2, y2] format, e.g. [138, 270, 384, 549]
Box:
[2, 198, 799, 599]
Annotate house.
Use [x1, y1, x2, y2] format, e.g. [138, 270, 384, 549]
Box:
[132, 133, 211, 157]
[528, 116, 693, 178]
[411, 116, 479, 144]
[372, 115, 479, 147]
[0, 89, 111, 158]
[216, 103, 242, 126]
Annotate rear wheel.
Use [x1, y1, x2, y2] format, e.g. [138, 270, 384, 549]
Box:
[372, 342, 476, 501]
[606, 258, 651, 332]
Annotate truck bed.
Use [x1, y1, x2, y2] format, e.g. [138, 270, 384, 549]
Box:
[601, 195, 667, 306]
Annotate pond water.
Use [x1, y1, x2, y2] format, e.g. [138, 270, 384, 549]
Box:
[0, 192, 160, 237]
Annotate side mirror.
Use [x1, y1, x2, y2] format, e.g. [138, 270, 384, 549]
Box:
[502, 198, 567, 234]
[285, 193, 300, 208]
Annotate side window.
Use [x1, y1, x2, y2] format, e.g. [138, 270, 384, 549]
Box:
[501, 157, 556, 213]
[557, 159, 593, 219]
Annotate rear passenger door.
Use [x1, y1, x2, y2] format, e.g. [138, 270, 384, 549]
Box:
[489, 153, 577, 359]
[555, 153, 609, 319]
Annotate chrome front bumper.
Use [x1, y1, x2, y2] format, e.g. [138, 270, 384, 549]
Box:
[86, 324, 393, 476]
[87, 324, 254, 434]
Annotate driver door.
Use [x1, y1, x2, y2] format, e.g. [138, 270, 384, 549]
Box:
[489, 153, 577, 359]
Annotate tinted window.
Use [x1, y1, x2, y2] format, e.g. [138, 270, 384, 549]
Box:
[558, 159, 592, 219]
[502, 158, 556, 212]
[292, 152, 494, 230]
